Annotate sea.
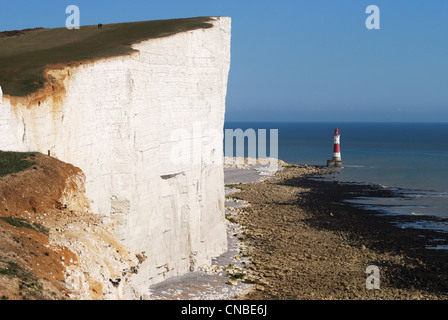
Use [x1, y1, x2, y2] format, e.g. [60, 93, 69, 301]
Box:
[224, 122, 448, 236]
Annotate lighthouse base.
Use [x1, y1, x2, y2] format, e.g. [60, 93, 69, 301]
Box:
[327, 159, 343, 168]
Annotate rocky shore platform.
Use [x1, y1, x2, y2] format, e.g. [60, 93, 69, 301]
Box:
[147, 159, 448, 300]
[232, 163, 448, 300]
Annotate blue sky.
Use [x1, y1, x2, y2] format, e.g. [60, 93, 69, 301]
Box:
[1, 0, 447, 122]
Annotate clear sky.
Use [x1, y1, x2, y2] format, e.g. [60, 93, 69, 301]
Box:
[1, 0, 447, 122]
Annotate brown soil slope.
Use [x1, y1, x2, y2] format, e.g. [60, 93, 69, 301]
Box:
[0, 153, 137, 300]
[0, 153, 82, 299]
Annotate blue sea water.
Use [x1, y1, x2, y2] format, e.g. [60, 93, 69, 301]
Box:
[224, 122, 448, 233]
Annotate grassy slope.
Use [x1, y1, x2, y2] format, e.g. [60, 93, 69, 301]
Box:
[0, 17, 213, 97]
[0, 151, 37, 177]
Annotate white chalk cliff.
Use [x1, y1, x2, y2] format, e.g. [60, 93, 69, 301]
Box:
[0, 17, 231, 298]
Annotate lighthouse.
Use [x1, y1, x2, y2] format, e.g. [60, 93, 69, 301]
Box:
[327, 128, 343, 168]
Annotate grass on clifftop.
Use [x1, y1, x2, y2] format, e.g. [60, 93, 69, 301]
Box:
[0, 17, 214, 97]
[0, 151, 37, 177]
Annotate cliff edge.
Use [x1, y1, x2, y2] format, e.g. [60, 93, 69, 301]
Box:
[0, 16, 231, 298]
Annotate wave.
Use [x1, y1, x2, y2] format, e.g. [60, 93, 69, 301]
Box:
[395, 220, 448, 233]
[343, 164, 376, 169]
[354, 149, 448, 158]
[400, 190, 448, 199]
[426, 245, 448, 250]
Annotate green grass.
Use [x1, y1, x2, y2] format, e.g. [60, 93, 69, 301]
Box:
[0, 260, 39, 288]
[0, 217, 49, 236]
[0, 259, 44, 298]
[0, 260, 25, 276]
[0, 17, 214, 97]
[0, 151, 37, 177]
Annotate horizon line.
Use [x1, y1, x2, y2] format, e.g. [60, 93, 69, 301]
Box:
[224, 120, 448, 124]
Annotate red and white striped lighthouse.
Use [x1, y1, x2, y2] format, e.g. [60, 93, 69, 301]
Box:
[327, 128, 343, 168]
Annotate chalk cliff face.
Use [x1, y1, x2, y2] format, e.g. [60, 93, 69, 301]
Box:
[0, 17, 231, 297]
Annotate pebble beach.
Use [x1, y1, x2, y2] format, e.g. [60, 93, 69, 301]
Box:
[147, 158, 448, 300]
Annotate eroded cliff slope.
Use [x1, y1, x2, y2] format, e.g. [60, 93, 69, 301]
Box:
[0, 153, 138, 299]
[0, 16, 231, 298]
